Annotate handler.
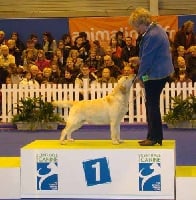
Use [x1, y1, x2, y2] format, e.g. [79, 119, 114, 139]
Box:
[129, 8, 174, 146]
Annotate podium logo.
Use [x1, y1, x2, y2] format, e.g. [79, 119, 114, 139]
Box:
[36, 153, 58, 190]
[138, 153, 161, 191]
[82, 157, 111, 186]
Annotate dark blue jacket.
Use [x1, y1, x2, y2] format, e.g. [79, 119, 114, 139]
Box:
[138, 23, 174, 81]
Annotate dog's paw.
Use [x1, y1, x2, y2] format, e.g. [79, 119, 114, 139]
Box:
[59, 140, 66, 145]
[118, 140, 124, 144]
[112, 140, 120, 145]
[67, 138, 75, 142]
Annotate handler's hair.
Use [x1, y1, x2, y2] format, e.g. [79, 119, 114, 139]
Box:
[129, 7, 152, 27]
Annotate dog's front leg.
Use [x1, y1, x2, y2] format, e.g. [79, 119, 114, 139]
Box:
[110, 121, 121, 145]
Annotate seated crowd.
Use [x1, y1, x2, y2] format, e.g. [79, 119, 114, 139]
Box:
[0, 19, 195, 91]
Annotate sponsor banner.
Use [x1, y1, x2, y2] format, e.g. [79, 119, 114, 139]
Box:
[21, 148, 175, 199]
[69, 15, 178, 47]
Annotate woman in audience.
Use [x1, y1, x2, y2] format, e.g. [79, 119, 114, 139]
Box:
[174, 20, 195, 52]
[65, 57, 80, 79]
[85, 49, 103, 74]
[42, 32, 57, 60]
[41, 67, 52, 84]
[175, 70, 192, 85]
[92, 40, 105, 58]
[109, 36, 123, 69]
[49, 62, 61, 84]
[10, 32, 25, 54]
[7, 39, 22, 66]
[21, 39, 38, 69]
[30, 33, 42, 50]
[19, 71, 40, 87]
[7, 63, 22, 84]
[35, 49, 50, 72]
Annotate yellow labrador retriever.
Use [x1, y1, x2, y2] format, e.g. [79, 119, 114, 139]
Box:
[53, 75, 136, 145]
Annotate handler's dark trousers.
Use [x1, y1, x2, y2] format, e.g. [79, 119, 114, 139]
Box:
[144, 77, 169, 141]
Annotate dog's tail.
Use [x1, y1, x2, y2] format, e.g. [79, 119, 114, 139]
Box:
[52, 100, 76, 108]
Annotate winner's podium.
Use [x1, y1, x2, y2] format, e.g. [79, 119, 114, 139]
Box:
[21, 140, 175, 199]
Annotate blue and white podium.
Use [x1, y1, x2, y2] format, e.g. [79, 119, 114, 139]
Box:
[21, 140, 175, 199]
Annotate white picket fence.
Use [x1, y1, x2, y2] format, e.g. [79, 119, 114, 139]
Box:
[1, 81, 195, 123]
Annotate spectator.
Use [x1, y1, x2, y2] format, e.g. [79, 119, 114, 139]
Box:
[0, 30, 6, 46]
[187, 45, 196, 82]
[98, 55, 121, 79]
[19, 71, 39, 88]
[115, 31, 126, 48]
[117, 64, 135, 80]
[109, 36, 123, 68]
[104, 46, 113, 57]
[65, 57, 80, 79]
[131, 32, 137, 47]
[175, 70, 192, 85]
[0, 45, 15, 68]
[35, 49, 50, 72]
[57, 39, 69, 61]
[85, 49, 102, 74]
[59, 67, 75, 84]
[79, 32, 91, 53]
[174, 20, 195, 52]
[173, 45, 186, 64]
[5, 75, 12, 84]
[123, 64, 135, 76]
[121, 36, 137, 63]
[36, 71, 43, 85]
[29, 64, 41, 83]
[41, 67, 52, 84]
[75, 63, 97, 100]
[92, 40, 105, 58]
[62, 33, 72, 48]
[128, 56, 140, 74]
[55, 48, 66, 71]
[75, 57, 84, 70]
[98, 67, 117, 84]
[69, 49, 80, 64]
[22, 39, 38, 68]
[42, 32, 57, 60]
[30, 34, 42, 50]
[49, 63, 61, 84]
[10, 32, 25, 54]
[22, 49, 36, 71]
[72, 36, 88, 61]
[7, 39, 22, 66]
[175, 56, 187, 77]
[7, 63, 22, 84]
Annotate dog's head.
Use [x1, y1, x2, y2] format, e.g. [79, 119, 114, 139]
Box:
[117, 75, 136, 94]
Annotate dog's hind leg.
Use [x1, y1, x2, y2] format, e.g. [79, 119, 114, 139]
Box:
[59, 120, 83, 144]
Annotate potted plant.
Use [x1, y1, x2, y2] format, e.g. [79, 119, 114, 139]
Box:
[12, 96, 63, 130]
[163, 94, 196, 128]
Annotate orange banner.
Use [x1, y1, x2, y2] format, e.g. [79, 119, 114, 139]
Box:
[69, 15, 178, 47]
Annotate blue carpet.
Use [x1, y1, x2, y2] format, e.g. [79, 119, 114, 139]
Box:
[0, 123, 195, 166]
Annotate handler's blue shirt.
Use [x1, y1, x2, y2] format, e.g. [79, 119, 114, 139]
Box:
[138, 23, 174, 81]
